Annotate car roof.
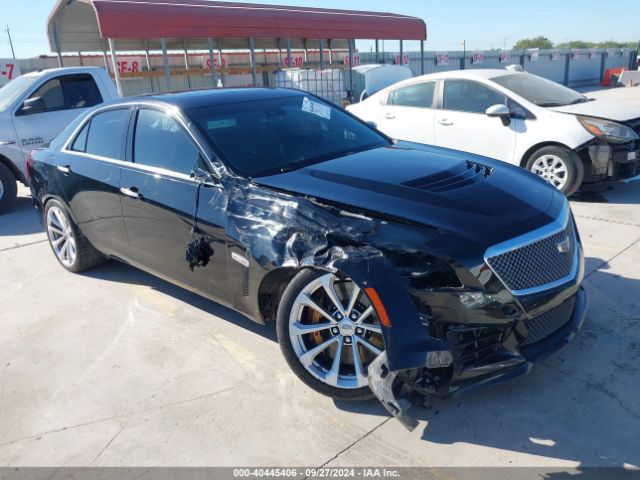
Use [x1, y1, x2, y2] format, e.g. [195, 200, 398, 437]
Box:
[128, 87, 305, 109]
[20, 66, 106, 78]
[417, 68, 518, 81]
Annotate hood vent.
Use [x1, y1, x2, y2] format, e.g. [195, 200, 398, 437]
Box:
[402, 160, 494, 193]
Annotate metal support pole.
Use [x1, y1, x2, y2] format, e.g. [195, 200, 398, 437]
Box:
[144, 39, 154, 92]
[420, 40, 424, 75]
[183, 40, 191, 89]
[77, 52, 83, 66]
[249, 37, 257, 86]
[160, 37, 170, 90]
[399, 40, 403, 65]
[108, 38, 123, 96]
[599, 52, 606, 84]
[53, 22, 63, 67]
[348, 39, 354, 102]
[287, 38, 292, 68]
[328, 39, 333, 64]
[319, 39, 325, 98]
[101, 46, 109, 71]
[208, 38, 218, 88]
[375, 40, 379, 64]
[563, 53, 571, 86]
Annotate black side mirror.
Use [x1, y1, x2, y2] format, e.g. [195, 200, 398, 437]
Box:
[18, 97, 46, 116]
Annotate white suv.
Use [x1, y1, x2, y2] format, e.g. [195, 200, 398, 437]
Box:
[347, 69, 640, 196]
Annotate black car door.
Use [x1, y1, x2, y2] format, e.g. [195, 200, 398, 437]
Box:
[57, 107, 132, 257]
[120, 106, 230, 303]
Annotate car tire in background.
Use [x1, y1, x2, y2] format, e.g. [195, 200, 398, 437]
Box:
[0, 163, 17, 214]
[276, 269, 386, 401]
[525, 146, 584, 197]
[44, 199, 105, 273]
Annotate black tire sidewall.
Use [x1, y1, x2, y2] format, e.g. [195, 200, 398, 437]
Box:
[276, 268, 375, 401]
[0, 163, 18, 214]
[525, 146, 583, 196]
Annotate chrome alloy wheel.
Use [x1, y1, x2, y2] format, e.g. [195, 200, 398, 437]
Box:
[531, 154, 569, 190]
[46, 206, 77, 267]
[0, 177, 4, 200]
[288, 273, 385, 389]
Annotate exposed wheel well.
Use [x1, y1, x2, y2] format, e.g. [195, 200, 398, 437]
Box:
[258, 267, 307, 323]
[519, 142, 575, 168]
[0, 154, 27, 186]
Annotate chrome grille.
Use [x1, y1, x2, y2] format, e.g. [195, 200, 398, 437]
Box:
[487, 218, 576, 292]
[523, 296, 576, 346]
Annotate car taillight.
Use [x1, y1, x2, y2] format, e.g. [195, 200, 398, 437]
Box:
[26, 151, 33, 179]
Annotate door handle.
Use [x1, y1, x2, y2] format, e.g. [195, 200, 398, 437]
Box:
[57, 165, 71, 175]
[384, 113, 396, 120]
[120, 187, 141, 199]
[438, 119, 454, 126]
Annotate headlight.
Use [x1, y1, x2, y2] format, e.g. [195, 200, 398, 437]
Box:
[578, 116, 639, 144]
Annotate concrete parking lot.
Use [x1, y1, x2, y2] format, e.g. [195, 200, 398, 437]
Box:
[1, 104, 640, 467]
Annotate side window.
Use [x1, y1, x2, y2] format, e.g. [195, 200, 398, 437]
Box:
[70, 122, 89, 152]
[387, 82, 435, 108]
[443, 80, 506, 114]
[84, 109, 131, 159]
[23, 78, 65, 114]
[133, 109, 200, 175]
[19, 74, 102, 116]
[61, 75, 103, 109]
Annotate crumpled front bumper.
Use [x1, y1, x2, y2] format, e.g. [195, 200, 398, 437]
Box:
[368, 286, 588, 431]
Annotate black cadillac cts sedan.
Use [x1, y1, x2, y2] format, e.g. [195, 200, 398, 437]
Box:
[29, 88, 587, 428]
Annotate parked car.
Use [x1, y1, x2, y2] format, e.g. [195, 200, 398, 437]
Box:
[0, 67, 119, 213]
[29, 88, 587, 429]
[347, 69, 640, 196]
[351, 64, 413, 102]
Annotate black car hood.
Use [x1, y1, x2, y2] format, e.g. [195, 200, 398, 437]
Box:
[253, 142, 562, 239]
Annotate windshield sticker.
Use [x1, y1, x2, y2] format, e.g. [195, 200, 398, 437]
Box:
[302, 97, 331, 120]
[207, 119, 237, 130]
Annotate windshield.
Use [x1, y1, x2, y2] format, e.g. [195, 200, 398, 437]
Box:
[0, 75, 39, 112]
[491, 73, 587, 107]
[187, 94, 389, 177]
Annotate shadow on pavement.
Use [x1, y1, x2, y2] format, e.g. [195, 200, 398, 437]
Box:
[572, 181, 640, 205]
[336, 257, 640, 468]
[82, 260, 278, 342]
[0, 195, 42, 236]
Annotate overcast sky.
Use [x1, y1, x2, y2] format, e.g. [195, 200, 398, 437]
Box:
[1, 0, 638, 58]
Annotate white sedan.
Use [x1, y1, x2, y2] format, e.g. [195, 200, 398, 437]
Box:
[347, 69, 640, 195]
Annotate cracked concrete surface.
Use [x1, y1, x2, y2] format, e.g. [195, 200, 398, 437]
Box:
[1, 171, 639, 467]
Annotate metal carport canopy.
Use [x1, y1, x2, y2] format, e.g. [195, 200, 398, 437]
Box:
[48, 0, 428, 53]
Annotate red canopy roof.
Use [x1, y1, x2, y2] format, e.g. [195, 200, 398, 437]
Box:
[48, 0, 427, 52]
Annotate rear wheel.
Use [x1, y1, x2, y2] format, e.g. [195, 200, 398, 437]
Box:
[277, 270, 385, 401]
[525, 146, 584, 196]
[0, 163, 17, 214]
[44, 199, 104, 273]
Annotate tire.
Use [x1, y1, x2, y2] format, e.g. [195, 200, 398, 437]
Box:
[276, 269, 386, 401]
[44, 199, 105, 273]
[0, 163, 17, 215]
[525, 146, 584, 197]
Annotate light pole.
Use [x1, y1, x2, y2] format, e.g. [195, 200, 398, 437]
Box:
[5, 25, 16, 59]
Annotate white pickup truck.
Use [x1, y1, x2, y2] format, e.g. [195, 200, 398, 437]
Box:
[0, 67, 119, 213]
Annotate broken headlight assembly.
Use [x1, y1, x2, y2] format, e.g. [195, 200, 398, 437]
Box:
[578, 115, 639, 144]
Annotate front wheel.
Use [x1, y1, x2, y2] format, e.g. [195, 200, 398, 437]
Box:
[525, 146, 584, 196]
[276, 270, 386, 401]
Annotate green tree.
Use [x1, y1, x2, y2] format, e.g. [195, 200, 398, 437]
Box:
[513, 36, 553, 50]
[555, 40, 595, 49]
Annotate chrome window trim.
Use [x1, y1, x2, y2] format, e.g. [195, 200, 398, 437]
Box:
[483, 201, 580, 296]
[60, 149, 220, 186]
